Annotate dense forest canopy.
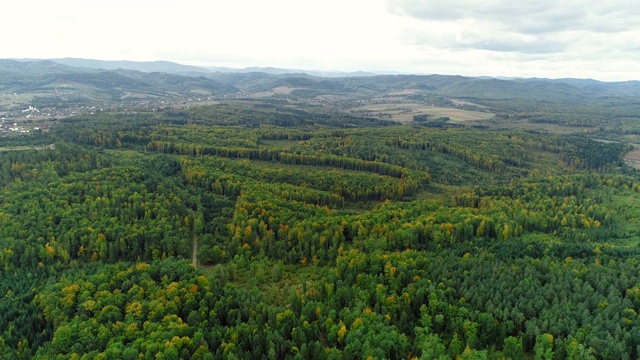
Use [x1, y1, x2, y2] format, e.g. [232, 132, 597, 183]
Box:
[1, 97, 640, 359]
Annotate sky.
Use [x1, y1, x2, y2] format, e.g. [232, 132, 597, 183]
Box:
[3, 0, 640, 81]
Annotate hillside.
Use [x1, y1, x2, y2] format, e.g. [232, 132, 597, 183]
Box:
[4, 59, 640, 103]
[49, 58, 211, 74]
[2, 59, 640, 358]
[1, 98, 640, 358]
[0, 59, 237, 110]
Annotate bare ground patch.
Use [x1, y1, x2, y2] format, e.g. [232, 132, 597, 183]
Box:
[623, 144, 640, 169]
[0, 144, 55, 152]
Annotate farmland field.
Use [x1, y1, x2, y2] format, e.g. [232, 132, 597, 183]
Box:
[349, 102, 495, 123]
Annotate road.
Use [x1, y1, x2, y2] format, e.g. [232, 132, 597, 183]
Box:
[192, 235, 197, 268]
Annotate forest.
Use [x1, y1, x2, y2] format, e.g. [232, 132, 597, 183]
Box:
[1, 100, 640, 359]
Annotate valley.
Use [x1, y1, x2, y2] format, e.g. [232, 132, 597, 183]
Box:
[1, 59, 640, 359]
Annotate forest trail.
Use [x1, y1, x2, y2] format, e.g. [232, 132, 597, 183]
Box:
[192, 235, 197, 268]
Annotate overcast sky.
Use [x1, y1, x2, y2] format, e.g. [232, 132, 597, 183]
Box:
[3, 0, 639, 81]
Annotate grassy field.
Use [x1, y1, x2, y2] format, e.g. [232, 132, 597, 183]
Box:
[0, 93, 35, 111]
[349, 102, 495, 123]
[485, 117, 597, 134]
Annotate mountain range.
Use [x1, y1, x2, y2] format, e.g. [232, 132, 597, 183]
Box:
[1, 58, 640, 111]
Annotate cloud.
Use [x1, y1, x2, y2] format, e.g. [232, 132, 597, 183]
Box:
[3, 0, 640, 80]
[404, 21, 566, 53]
[380, 0, 640, 80]
[458, 38, 565, 54]
[386, 0, 640, 68]
[387, 0, 640, 34]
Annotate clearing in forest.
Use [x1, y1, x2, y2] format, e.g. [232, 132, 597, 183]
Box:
[349, 102, 495, 123]
[0, 144, 55, 152]
[623, 143, 640, 169]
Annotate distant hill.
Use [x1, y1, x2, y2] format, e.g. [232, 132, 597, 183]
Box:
[3, 58, 640, 112]
[48, 58, 210, 74]
[11, 58, 640, 99]
[203, 65, 379, 78]
[38, 59, 378, 78]
[0, 59, 238, 109]
[0, 59, 85, 75]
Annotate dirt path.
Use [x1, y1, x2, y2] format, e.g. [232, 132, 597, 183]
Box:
[192, 235, 197, 268]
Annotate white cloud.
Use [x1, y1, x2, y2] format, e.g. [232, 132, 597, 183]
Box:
[1, 0, 639, 80]
[386, 0, 640, 34]
[384, 0, 640, 80]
